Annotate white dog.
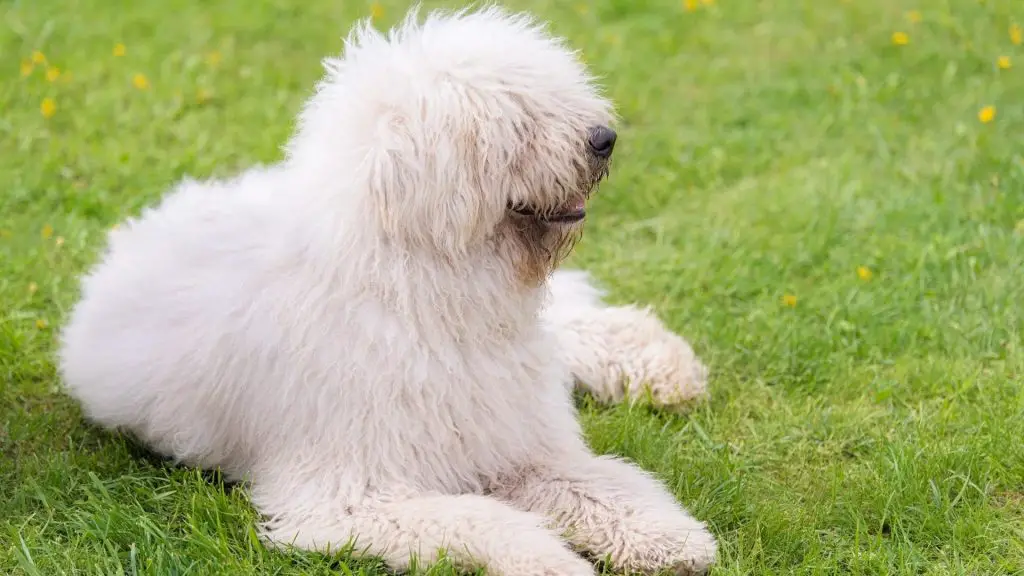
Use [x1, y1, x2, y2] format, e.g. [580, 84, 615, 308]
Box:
[58, 7, 716, 575]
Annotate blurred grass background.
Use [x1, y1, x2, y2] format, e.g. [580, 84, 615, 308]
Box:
[2, 0, 1023, 574]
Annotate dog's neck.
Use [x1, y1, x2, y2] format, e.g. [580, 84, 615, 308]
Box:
[278, 172, 552, 346]
[364, 242, 547, 341]
[292, 224, 550, 346]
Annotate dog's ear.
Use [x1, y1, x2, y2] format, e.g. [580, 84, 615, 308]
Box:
[364, 114, 423, 247]
[367, 148, 405, 230]
[366, 110, 497, 256]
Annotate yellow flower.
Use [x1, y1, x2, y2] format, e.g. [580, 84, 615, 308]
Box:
[978, 105, 996, 123]
[40, 98, 56, 119]
[20, 60, 33, 77]
[998, 56, 1011, 70]
[113, 43, 126, 57]
[700, 0, 714, 4]
[32, 50, 46, 64]
[28, 282, 38, 294]
[46, 66, 60, 82]
[782, 294, 798, 307]
[891, 32, 909, 46]
[55, 236, 65, 247]
[41, 224, 54, 239]
[132, 73, 149, 89]
[857, 266, 873, 281]
[36, 318, 48, 329]
[1012, 24, 1023, 46]
[370, 1, 384, 21]
[206, 50, 222, 67]
[905, 10, 921, 23]
[684, 0, 698, 11]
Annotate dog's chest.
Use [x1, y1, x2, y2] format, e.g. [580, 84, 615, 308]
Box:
[327, 293, 576, 494]
[387, 338, 571, 491]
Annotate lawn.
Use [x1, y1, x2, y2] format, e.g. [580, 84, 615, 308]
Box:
[2, 0, 1024, 574]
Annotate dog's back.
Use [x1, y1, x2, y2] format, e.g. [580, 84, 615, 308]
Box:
[58, 166, 293, 477]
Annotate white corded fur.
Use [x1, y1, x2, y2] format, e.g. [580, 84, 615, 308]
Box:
[58, 6, 715, 575]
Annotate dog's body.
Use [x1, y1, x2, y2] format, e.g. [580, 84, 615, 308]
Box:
[59, 8, 716, 575]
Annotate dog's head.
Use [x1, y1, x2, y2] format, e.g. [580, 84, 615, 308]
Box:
[289, 6, 615, 286]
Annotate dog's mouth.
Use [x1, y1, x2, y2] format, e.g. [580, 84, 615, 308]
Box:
[508, 197, 587, 224]
[507, 166, 609, 225]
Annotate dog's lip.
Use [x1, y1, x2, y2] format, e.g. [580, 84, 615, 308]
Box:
[509, 198, 587, 223]
[546, 208, 586, 224]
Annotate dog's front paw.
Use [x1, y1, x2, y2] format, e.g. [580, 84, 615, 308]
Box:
[571, 305, 709, 410]
[618, 338, 709, 410]
[664, 527, 718, 575]
[616, 523, 718, 576]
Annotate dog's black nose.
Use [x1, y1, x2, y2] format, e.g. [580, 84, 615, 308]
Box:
[588, 126, 616, 158]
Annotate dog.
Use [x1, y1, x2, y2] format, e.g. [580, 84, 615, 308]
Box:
[58, 7, 716, 575]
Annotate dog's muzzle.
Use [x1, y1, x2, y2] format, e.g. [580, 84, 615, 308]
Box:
[588, 126, 616, 159]
[506, 125, 616, 224]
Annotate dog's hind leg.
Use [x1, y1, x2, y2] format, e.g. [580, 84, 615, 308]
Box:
[256, 489, 595, 576]
[542, 270, 709, 408]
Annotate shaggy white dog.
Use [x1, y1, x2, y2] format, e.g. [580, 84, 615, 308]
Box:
[58, 7, 716, 575]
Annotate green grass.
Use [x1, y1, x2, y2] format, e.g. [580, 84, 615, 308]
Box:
[3, 0, 1024, 574]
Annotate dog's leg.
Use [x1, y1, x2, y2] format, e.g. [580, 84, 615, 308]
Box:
[493, 454, 717, 575]
[542, 270, 709, 408]
[256, 489, 596, 576]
